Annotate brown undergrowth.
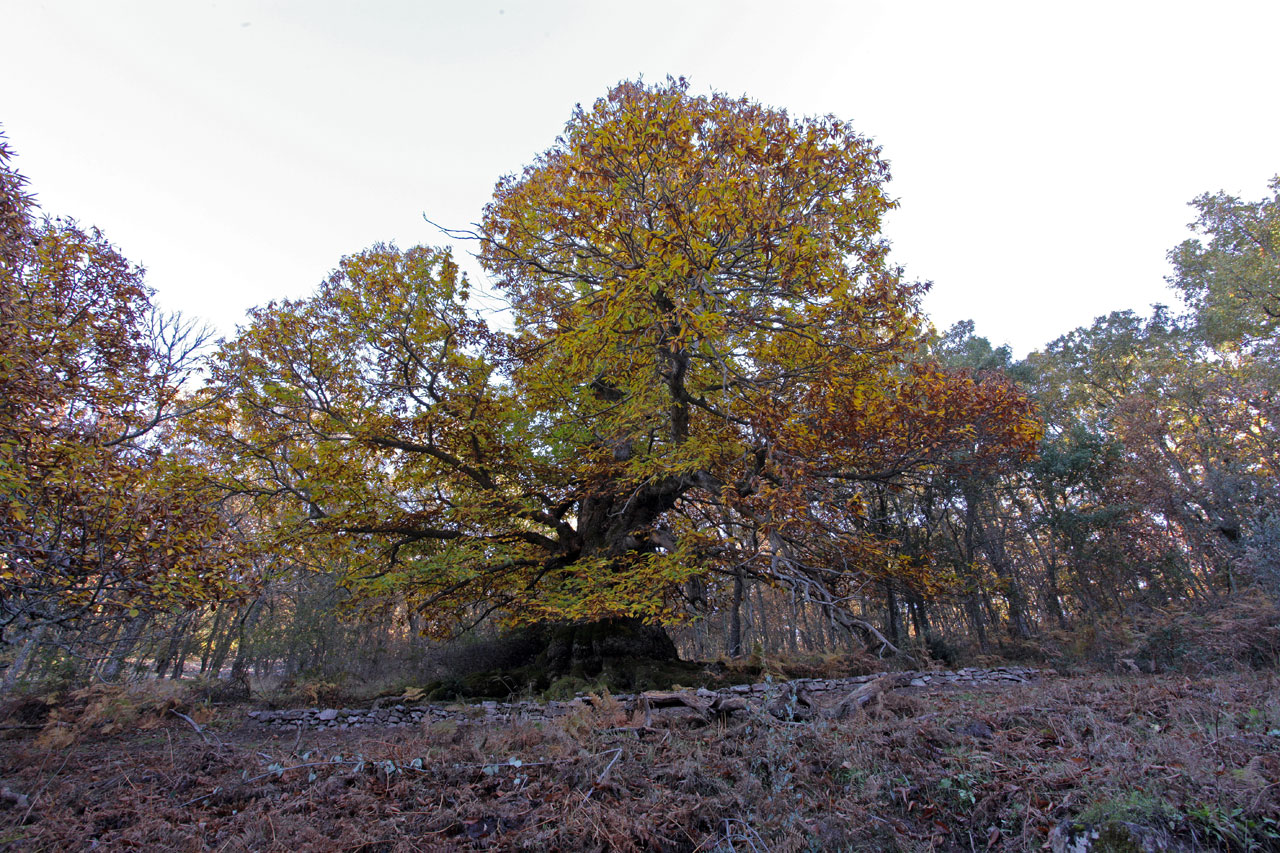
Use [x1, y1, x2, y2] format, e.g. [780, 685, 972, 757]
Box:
[2, 673, 1279, 851]
[1034, 590, 1280, 676]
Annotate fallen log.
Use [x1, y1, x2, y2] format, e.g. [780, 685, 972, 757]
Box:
[709, 696, 749, 719]
[764, 682, 819, 721]
[822, 673, 912, 720]
[633, 691, 712, 727]
[633, 690, 755, 725]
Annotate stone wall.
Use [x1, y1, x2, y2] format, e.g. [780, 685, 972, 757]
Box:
[247, 666, 1048, 732]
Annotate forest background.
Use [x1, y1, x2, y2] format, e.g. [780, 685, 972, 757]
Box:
[2, 71, 1278, 700]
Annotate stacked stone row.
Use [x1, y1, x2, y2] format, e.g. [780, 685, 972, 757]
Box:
[247, 666, 1046, 731]
[247, 699, 561, 731]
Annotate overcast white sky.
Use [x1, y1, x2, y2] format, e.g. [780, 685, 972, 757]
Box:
[6, 1, 1278, 355]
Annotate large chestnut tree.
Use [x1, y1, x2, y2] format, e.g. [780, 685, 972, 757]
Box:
[209, 80, 1039, 651]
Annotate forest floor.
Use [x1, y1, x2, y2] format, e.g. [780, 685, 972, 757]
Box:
[2, 671, 1279, 851]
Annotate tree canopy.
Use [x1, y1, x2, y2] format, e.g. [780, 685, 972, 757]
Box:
[1169, 176, 1280, 345]
[205, 79, 1040, 648]
[0, 132, 238, 656]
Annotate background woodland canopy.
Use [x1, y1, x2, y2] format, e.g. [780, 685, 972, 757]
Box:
[2, 79, 1278, 693]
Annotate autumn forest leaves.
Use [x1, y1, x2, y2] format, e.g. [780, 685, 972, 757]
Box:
[2, 79, 1277, 687]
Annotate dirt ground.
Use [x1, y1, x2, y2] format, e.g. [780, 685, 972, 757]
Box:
[2, 673, 1279, 851]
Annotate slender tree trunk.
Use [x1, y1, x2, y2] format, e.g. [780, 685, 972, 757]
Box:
[83, 618, 124, 679]
[156, 613, 192, 679]
[816, 603, 831, 652]
[199, 605, 226, 674]
[728, 566, 745, 657]
[206, 608, 238, 677]
[963, 482, 1031, 640]
[907, 590, 930, 640]
[986, 536, 1032, 639]
[172, 612, 202, 679]
[101, 614, 148, 682]
[747, 584, 768, 650]
[229, 600, 262, 682]
[2, 623, 47, 692]
[786, 591, 799, 654]
[965, 590, 988, 653]
[1043, 557, 1069, 631]
[799, 596, 816, 651]
[981, 588, 1002, 637]
[1026, 523, 1069, 631]
[883, 579, 902, 646]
